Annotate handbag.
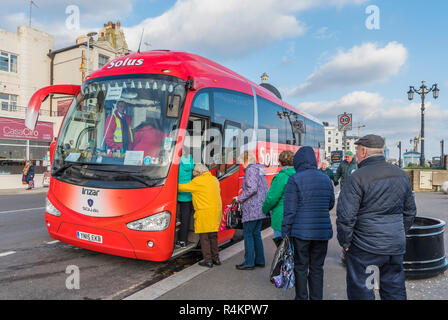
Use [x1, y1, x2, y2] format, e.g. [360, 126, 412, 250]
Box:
[270, 235, 295, 290]
[225, 200, 243, 230]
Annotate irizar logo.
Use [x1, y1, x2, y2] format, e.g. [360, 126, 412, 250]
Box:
[82, 188, 100, 196]
[107, 58, 144, 69]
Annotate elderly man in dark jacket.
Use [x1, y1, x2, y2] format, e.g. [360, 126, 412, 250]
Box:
[282, 146, 335, 300]
[336, 134, 416, 300]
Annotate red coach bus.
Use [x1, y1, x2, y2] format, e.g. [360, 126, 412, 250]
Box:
[26, 50, 324, 261]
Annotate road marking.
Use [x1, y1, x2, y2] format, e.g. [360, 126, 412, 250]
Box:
[0, 251, 16, 257]
[0, 207, 45, 214]
[46, 240, 60, 244]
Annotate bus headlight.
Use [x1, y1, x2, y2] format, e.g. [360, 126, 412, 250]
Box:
[126, 211, 171, 231]
[46, 197, 61, 217]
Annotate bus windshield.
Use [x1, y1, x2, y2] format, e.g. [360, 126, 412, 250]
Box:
[53, 74, 186, 188]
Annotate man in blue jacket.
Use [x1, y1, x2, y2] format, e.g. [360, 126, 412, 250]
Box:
[282, 146, 335, 300]
[336, 134, 416, 300]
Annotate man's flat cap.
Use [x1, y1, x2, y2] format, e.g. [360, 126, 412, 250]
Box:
[355, 134, 385, 148]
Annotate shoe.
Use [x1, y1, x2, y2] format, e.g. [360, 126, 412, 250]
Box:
[198, 261, 213, 268]
[176, 241, 186, 248]
[213, 259, 222, 266]
[255, 264, 265, 268]
[235, 263, 254, 270]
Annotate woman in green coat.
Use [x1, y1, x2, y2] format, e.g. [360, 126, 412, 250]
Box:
[177, 146, 195, 248]
[262, 150, 295, 247]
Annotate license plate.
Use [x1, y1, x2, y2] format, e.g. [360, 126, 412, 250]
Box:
[77, 231, 103, 243]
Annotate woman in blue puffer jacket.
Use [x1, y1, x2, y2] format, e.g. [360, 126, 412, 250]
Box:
[282, 146, 335, 300]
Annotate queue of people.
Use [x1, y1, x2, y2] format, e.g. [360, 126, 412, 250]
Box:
[177, 134, 417, 301]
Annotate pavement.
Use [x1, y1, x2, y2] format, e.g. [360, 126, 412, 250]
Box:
[126, 191, 448, 301]
[0, 186, 48, 195]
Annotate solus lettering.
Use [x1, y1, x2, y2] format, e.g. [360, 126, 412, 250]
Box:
[107, 58, 144, 69]
[82, 188, 100, 196]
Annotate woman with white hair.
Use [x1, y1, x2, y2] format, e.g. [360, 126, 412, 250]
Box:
[319, 160, 335, 183]
[178, 164, 223, 268]
[234, 151, 268, 270]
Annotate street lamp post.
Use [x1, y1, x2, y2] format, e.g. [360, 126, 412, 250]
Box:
[86, 32, 98, 76]
[407, 81, 439, 166]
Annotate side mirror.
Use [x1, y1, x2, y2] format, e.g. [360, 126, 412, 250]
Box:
[166, 94, 181, 118]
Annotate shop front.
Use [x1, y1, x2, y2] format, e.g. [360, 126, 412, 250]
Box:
[0, 116, 53, 176]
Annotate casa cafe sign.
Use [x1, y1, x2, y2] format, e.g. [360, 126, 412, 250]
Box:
[0, 117, 53, 142]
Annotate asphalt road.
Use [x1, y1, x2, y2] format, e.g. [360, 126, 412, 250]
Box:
[0, 190, 205, 300]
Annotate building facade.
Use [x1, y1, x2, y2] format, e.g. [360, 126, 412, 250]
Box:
[0, 26, 54, 179]
[323, 123, 358, 161]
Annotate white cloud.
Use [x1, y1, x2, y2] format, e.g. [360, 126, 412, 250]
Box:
[122, 0, 369, 57]
[298, 91, 448, 158]
[287, 42, 408, 96]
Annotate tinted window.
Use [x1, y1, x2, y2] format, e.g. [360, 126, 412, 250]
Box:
[192, 91, 210, 111]
[213, 90, 253, 130]
[257, 97, 288, 144]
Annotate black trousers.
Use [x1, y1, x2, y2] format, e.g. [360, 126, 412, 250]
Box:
[345, 245, 407, 300]
[291, 238, 328, 300]
[177, 201, 193, 243]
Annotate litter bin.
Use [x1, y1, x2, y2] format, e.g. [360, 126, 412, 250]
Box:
[404, 216, 448, 279]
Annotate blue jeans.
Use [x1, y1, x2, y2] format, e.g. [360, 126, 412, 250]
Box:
[346, 245, 407, 300]
[243, 220, 265, 266]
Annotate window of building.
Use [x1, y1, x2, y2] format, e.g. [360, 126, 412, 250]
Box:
[328, 137, 331, 143]
[98, 54, 109, 69]
[0, 139, 50, 175]
[336, 139, 339, 144]
[0, 93, 18, 112]
[0, 51, 18, 73]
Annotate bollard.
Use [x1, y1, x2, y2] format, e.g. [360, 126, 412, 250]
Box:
[404, 217, 448, 279]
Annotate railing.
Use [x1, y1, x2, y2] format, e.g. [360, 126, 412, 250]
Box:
[0, 105, 66, 117]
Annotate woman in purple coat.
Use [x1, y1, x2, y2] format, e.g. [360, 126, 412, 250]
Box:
[234, 151, 268, 270]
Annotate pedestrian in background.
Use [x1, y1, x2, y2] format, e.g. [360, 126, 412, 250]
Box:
[178, 164, 222, 268]
[334, 151, 357, 188]
[22, 161, 35, 190]
[336, 134, 416, 300]
[176, 145, 195, 248]
[282, 146, 335, 300]
[234, 151, 268, 270]
[262, 150, 295, 247]
[319, 160, 335, 183]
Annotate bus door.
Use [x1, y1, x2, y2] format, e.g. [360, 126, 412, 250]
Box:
[186, 114, 210, 168]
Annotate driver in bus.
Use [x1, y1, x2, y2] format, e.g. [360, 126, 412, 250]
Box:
[104, 99, 133, 154]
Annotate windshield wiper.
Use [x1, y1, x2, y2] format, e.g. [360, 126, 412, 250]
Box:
[84, 167, 160, 187]
[52, 162, 79, 176]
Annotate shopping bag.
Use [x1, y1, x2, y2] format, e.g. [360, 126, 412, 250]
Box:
[270, 235, 295, 290]
[219, 205, 231, 231]
[226, 200, 243, 230]
[28, 180, 34, 189]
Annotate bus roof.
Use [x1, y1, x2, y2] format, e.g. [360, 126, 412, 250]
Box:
[87, 50, 322, 126]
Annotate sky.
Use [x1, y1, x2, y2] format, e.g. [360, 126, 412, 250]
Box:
[1, 0, 447, 160]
